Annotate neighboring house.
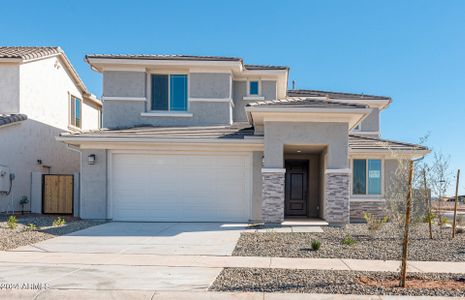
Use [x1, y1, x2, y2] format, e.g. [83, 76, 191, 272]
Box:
[0, 47, 102, 213]
[59, 54, 429, 224]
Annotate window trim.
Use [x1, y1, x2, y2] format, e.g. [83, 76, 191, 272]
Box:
[246, 79, 261, 96]
[69, 94, 82, 130]
[148, 72, 189, 112]
[350, 158, 384, 198]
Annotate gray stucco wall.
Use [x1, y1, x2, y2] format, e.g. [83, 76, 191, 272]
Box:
[102, 100, 231, 128]
[251, 151, 263, 221]
[361, 108, 380, 132]
[232, 80, 277, 123]
[190, 73, 230, 99]
[262, 80, 277, 100]
[263, 122, 349, 169]
[80, 149, 107, 219]
[103, 71, 146, 98]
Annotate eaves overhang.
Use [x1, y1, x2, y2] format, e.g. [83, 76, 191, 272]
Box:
[245, 106, 372, 130]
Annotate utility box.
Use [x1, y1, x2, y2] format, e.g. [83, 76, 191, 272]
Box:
[0, 165, 11, 193]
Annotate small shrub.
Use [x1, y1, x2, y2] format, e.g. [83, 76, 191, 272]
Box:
[456, 227, 465, 234]
[422, 212, 437, 223]
[439, 216, 449, 226]
[311, 240, 321, 251]
[363, 212, 388, 231]
[52, 217, 66, 227]
[341, 234, 357, 246]
[7, 215, 17, 229]
[25, 223, 38, 231]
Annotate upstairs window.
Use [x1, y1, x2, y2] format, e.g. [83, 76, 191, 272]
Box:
[70, 95, 82, 128]
[151, 74, 188, 111]
[353, 159, 382, 195]
[249, 81, 259, 95]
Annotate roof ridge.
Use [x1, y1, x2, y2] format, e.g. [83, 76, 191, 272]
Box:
[288, 89, 391, 100]
[349, 134, 428, 150]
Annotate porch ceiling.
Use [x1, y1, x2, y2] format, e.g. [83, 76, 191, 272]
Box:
[284, 144, 326, 155]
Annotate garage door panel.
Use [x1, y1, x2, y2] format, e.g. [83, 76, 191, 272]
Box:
[111, 153, 250, 222]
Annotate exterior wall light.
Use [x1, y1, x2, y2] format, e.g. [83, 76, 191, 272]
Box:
[88, 154, 96, 165]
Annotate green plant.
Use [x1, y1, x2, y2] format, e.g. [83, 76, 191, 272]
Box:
[25, 223, 38, 231]
[52, 217, 66, 227]
[363, 212, 389, 231]
[311, 240, 321, 251]
[422, 212, 437, 223]
[439, 216, 449, 225]
[341, 234, 357, 246]
[7, 215, 17, 229]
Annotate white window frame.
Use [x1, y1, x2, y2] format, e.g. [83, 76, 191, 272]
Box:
[147, 72, 190, 113]
[243, 79, 265, 100]
[68, 94, 82, 130]
[350, 158, 384, 198]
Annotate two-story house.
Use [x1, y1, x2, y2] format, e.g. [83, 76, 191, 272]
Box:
[0, 47, 101, 213]
[59, 54, 429, 224]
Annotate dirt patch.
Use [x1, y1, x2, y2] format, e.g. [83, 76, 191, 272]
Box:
[358, 275, 465, 290]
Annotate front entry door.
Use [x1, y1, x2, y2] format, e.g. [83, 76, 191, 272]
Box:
[285, 160, 308, 216]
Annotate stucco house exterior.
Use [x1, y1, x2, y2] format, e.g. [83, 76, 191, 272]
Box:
[0, 47, 102, 213]
[59, 54, 429, 224]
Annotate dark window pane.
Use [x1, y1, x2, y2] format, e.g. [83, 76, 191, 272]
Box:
[151, 74, 168, 110]
[75, 98, 81, 128]
[250, 81, 259, 95]
[353, 159, 366, 194]
[170, 75, 187, 111]
[368, 159, 382, 194]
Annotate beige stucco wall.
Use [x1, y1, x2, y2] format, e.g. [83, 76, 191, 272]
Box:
[0, 64, 20, 113]
[0, 56, 100, 212]
[0, 120, 79, 212]
[263, 122, 349, 169]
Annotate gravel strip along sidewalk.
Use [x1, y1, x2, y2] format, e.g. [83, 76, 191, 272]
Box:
[210, 268, 465, 297]
[233, 223, 465, 261]
[0, 214, 105, 251]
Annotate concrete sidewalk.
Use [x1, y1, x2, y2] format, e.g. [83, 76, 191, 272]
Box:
[1, 251, 464, 274]
[0, 289, 461, 300]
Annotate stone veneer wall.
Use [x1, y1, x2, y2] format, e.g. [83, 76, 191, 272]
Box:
[261, 170, 285, 223]
[350, 201, 386, 223]
[324, 172, 350, 225]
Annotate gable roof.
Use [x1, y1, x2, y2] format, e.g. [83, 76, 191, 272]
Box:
[0, 114, 27, 128]
[247, 97, 368, 109]
[349, 134, 429, 152]
[288, 89, 391, 101]
[0, 46, 90, 96]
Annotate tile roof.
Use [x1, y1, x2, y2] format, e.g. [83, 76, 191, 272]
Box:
[247, 98, 368, 109]
[244, 64, 288, 70]
[0, 114, 27, 127]
[85, 54, 242, 62]
[85, 54, 288, 71]
[349, 134, 428, 152]
[0, 47, 61, 61]
[62, 123, 255, 139]
[288, 89, 391, 101]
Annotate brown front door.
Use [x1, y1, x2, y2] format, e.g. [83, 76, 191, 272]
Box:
[285, 160, 308, 216]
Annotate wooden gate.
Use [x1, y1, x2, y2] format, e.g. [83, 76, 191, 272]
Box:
[42, 175, 73, 214]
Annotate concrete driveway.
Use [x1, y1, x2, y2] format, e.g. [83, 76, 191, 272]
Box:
[0, 222, 250, 295]
[15, 222, 247, 256]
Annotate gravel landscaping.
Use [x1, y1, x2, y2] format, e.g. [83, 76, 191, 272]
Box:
[210, 268, 465, 297]
[0, 214, 105, 251]
[233, 223, 465, 261]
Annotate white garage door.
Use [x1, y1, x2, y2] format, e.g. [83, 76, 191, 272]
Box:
[110, 152, 251, 222]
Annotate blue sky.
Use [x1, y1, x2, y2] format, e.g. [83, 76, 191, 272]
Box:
[1, 0, 464, 194]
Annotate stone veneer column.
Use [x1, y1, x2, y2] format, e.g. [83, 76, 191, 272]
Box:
[324, 169, 350, 225]
[261, 168, 286, 223]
